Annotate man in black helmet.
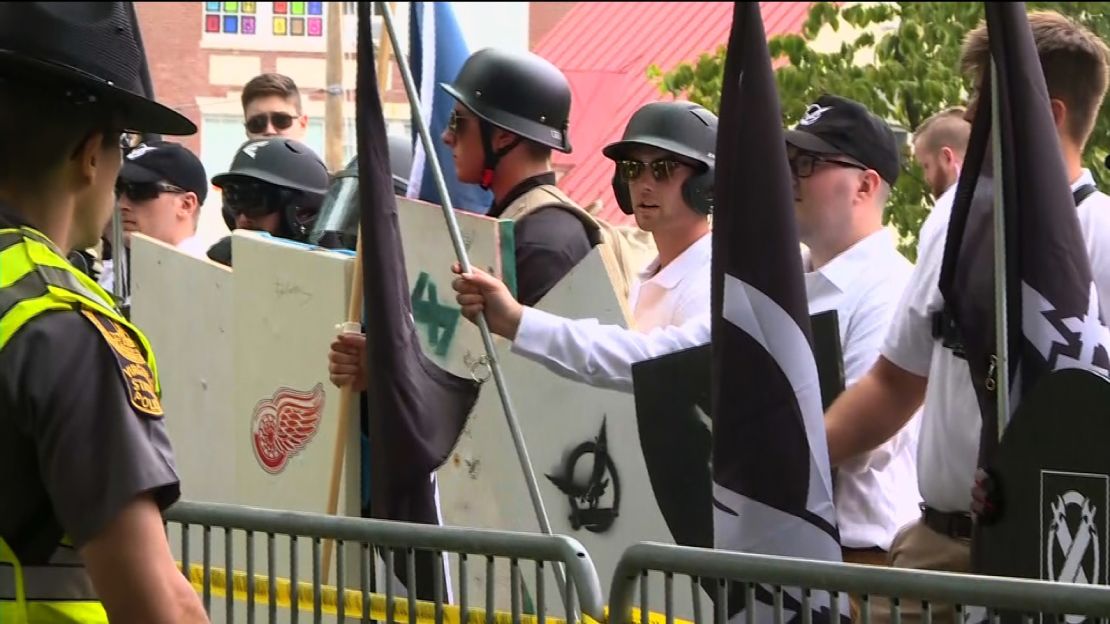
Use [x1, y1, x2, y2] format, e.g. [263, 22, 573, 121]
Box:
[206, 137, 331, 266]
[440, 47, 599, 307]
[0, 3, 207, 622]
[447, 101, 716, 392]
[329, 48, 614, 392]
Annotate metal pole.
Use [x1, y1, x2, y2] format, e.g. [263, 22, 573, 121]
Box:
[112, 204, 126, 307]
[374, 0, 572, 609]
[990, 58, 1010, 436]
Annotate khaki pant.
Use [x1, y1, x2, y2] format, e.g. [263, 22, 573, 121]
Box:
[865, 519, 971, 624]
[841, 548, 891, 622]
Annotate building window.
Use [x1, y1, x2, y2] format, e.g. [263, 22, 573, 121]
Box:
[204, 2, 258, 34]
[271, 1, 324, 37]
[202, 1, 323, 40]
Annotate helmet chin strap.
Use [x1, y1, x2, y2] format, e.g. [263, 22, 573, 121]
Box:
[478, 120, 523, 190]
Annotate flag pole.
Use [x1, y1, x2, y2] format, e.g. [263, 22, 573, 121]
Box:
[375, 0, 570, 603]
[320, 1, 391, 583]
[990, 58, 1011, 438]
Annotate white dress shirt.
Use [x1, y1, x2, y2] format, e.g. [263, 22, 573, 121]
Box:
[512, 233, 712, 392]
[804, 228, 921, 550]
[882, 169, 1110, 512]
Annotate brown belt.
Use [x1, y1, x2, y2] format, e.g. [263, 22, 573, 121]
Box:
[920, 504, 973, 540]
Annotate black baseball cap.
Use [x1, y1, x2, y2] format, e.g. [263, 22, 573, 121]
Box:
[119, 141, 209, 204]
[784, 94, 901, 185]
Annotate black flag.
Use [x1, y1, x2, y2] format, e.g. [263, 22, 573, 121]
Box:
[356, 2, 480, 596]
[712, 2, 845, 621]
[938, 2, 1110, 466]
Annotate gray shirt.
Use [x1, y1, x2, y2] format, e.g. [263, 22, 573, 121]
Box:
[0, 309, 180, 563]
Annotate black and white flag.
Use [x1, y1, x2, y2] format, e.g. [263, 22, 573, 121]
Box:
[938, 1, 1110, 463]
[712, 2, 846, 621]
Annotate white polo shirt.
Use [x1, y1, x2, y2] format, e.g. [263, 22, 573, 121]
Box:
[881, 169, 1110, 513]
[512, 233, 712, 392]
[805, 228, 921, 550]
[628, 233, 712, 331]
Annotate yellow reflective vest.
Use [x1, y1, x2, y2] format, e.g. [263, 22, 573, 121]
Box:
[0, 224, 162, 623]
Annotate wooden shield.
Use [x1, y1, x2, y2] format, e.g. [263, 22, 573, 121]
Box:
[975, 368, 1110, 622]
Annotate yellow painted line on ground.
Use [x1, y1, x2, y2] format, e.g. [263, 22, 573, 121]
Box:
[177, 562, 691, 624]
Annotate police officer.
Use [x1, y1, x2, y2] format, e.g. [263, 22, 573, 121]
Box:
[206, 137, 330, 266]
[0, 3, 208, 623]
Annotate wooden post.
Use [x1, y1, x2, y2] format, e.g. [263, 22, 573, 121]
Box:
[321, 0, 396, 585]
[323, 0, 345, 173]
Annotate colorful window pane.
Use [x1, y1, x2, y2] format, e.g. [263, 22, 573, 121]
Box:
[205, 2, 220, 11]
[307, 16, 322, 36]
[241, 1, 255, 13]
[205, 13, 221, 32]
[291, 2, 305, 16]
[273, 2, 288, 14]
[223, 15, 239, 33]
[290, 17, 304, 36]
[241, 16, 256, 34]
[222, 1, 238, 10]
[307, 2, 322, 15]
[273, 15, 287, 35]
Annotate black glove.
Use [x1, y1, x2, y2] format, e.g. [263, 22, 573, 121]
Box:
[207, 236, 233, 267]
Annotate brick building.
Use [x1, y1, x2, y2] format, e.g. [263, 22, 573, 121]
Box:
[136, 1, 554, 242]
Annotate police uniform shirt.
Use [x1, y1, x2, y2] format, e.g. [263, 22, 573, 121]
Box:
[489, 172, 594, 307]
[881, 168, 1110, 513]
[803, 228, 922, 550]
[0, 210, 180, 561]
[511, 233, 712, 392]
[628, 232, 711, 331]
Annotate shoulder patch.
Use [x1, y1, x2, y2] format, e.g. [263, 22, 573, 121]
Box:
[80, 310, 164, 418]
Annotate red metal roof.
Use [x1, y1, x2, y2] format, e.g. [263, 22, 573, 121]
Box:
[535, 2, 811, 225]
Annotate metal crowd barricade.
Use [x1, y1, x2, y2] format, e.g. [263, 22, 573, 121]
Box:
[608, 542, 1110, 624]
[164, 500, 604, 624]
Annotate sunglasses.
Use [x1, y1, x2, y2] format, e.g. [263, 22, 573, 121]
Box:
[221, 181, 292, 218]
[788, 151, 868, 178]
[115, 180, 187, 203]
[446, 109, 474, 135]
[616, 158, 685, 182]
[244, 111, 296, 135]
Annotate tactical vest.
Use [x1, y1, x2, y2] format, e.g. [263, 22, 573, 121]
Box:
[0, 222, 162, 624]
[502, 184, 657, 310]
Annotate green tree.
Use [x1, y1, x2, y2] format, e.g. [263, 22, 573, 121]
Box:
[649, 2, 1110, 260]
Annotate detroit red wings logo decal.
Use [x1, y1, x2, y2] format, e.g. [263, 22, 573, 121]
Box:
[251, 384, 326, 474]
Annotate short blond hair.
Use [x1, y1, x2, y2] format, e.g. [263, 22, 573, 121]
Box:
[913, 107, 970, 158]
[960, 10, 1110, 147]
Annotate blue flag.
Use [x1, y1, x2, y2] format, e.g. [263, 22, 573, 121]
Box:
[406, 2, 492, 214]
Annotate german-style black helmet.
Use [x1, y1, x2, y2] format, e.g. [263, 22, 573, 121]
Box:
[441, 48, 572, 189]
[603, 101, 718, 215]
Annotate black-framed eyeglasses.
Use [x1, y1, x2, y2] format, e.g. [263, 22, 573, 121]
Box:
[115, 180, 188, 203]
[788, 151, 868, 178]
[245, 111, 296, 135]
[446, 109, 474, 135]
[616, 158, 684, 182]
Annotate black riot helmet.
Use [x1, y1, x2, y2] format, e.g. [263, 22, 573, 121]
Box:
[603, 101, 718, 215]
[212, 137, 330, 242]
[308, 133, 415, 251]
[441, 47, 572, 189]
